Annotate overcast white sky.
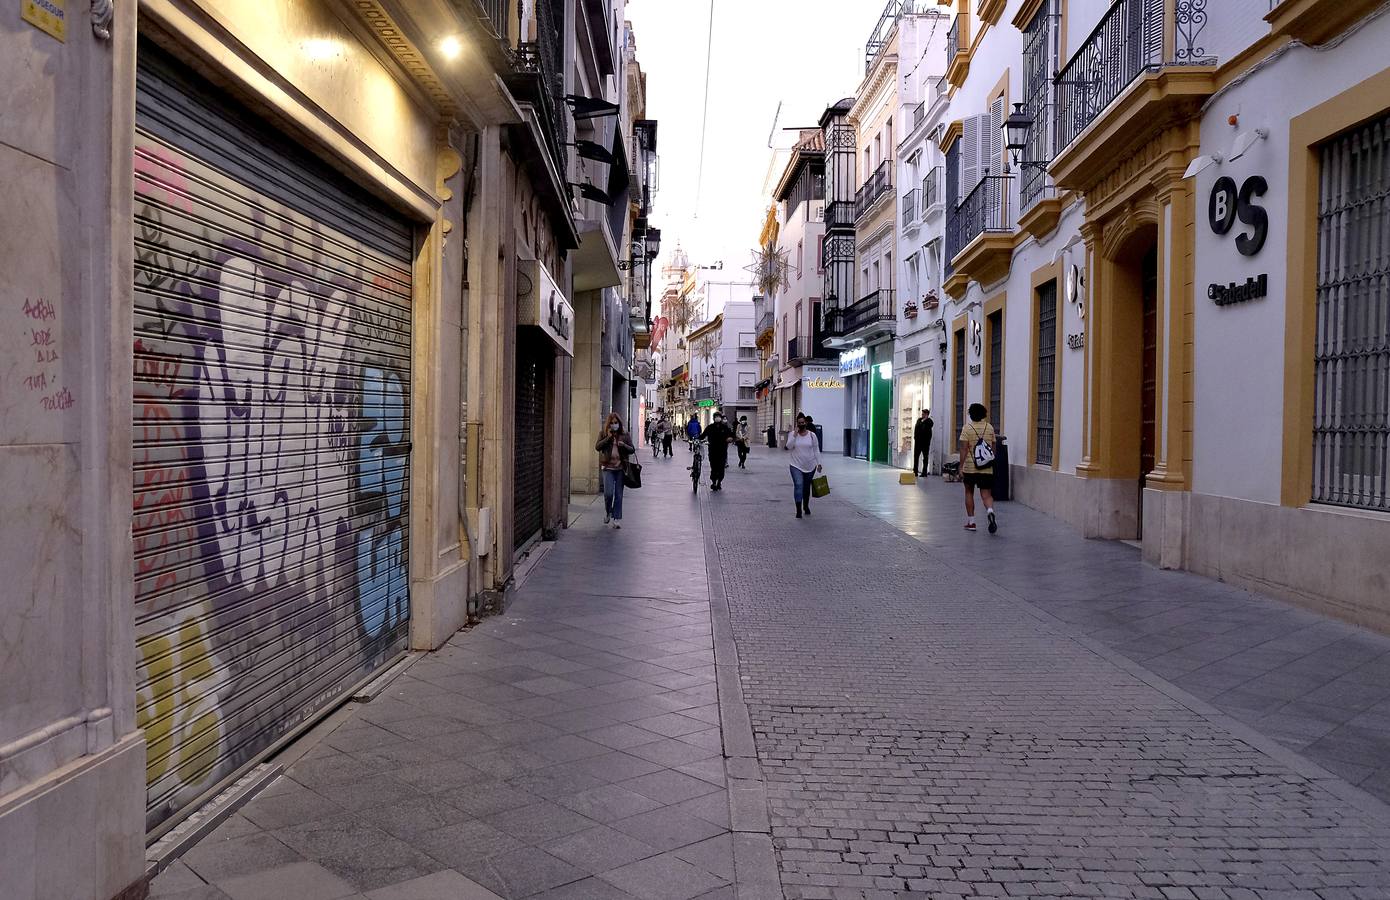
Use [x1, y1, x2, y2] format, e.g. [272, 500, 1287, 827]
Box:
[626, 0, 887, 281]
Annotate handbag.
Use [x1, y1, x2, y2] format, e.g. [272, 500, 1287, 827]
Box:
[810, 474, 830, 498]
[971, 425, 996, 469]
[622, 459, 643, 489]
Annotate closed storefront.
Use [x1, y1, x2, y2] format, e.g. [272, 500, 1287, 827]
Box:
[132, 49, 414, 830]
[514, 332, 550, 549]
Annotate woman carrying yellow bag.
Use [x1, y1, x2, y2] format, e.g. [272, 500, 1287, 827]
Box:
[784, 413, 823, 519]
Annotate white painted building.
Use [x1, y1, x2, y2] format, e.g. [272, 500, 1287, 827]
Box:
[929, 0, 1390, 632]
[893, 15, 953, 472]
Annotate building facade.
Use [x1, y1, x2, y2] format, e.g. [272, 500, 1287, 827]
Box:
[930, 0, 1390, 632]
[1, 1, 653, 896]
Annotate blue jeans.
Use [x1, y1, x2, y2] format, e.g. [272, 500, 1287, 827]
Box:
[602, 468, 625, 520]
[790, 466, 813, 504]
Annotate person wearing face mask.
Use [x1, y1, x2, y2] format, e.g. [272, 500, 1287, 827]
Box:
[595, 412, 635, 528]
[784, 413, 822, 518]
[702, 411, 736, 491]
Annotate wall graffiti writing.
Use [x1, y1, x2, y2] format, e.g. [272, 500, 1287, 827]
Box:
[131, 127, 412, 826]
[19, 297, 73, 413]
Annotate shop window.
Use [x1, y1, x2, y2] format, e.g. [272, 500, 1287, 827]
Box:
[1035, 281, 1057, 466]
[1314, 112, 1390, 511]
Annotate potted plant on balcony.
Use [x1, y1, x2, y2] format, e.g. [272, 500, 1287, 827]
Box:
[922, 289, 940, 311]
[903, 298, 919, 320]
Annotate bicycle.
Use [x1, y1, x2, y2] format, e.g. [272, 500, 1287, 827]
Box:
[688, 437, 703, 494]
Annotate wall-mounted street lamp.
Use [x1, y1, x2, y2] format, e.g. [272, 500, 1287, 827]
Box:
[1003, 103, 1049, 169]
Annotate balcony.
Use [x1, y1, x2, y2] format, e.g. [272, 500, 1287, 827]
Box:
[474, 0, 512, 42]
[826, 290, 897, 346]
[901, 189, 919, 229]
[854, 160, 893, 222]
[787, 332, 836, 364]
[911, 101, 926, 132]
[922, 167, 942, 214]
[692, 385, 715, 402]
[825, 200, 855, 230]
[945, 15, 970, 88]
[1050, 0, 1218, 192]
[950, 175, 1013, 288]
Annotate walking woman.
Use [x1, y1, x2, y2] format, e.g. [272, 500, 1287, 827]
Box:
[785, 413, 822, 519]
[595, 412, 635, 528]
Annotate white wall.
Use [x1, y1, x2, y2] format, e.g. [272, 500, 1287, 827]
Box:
[1191, 11, 1390, 504]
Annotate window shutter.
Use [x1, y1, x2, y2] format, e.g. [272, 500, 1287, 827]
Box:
[989, 97, 1005, 175]
[960, 117, 980, 203]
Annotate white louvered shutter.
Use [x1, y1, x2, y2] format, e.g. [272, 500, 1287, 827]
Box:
[960, 116, 980, 203]
[989, 97, 1005, 175]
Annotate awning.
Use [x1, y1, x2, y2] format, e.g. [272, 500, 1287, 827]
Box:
[753, 378, 772, 392]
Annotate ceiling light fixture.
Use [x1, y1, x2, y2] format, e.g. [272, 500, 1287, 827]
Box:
[438, 36, 462, 60]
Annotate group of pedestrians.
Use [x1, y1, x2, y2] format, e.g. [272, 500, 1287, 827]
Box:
[607, 402, 999, 534]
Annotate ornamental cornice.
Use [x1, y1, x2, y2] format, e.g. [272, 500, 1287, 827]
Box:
[348, 1, 459, 117]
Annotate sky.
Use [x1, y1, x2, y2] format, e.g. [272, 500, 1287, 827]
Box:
[625, 0, 888, 285]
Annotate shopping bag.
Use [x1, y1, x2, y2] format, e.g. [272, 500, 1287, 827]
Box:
[810, 474, 830, 498]
[623, 460, 643, 489]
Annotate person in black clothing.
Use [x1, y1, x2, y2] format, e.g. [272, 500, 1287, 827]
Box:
[913, 409, 934, 477]
[702, 411, 736, 490]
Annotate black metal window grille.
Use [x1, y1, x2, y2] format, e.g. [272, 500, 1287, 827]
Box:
[1035, 280, 1057, 465]
[988, 310, 1003, 432]
[902, 189, 919, 227]
[944, 142, 960, 279]
[954, 328, 966, 440]
[1314, 112, 1390, 512]
[1020, 0, 1057, 211]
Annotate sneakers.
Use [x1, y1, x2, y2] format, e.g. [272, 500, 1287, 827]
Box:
[604, 513, 611, 524]
[613, 521, 622, 529]
[987, 511, 998, 534]
[964, 522, 977, 532]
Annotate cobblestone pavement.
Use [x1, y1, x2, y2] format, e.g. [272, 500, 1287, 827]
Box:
[704, 452, 1390, 899]
[150, 450, 742, 900]
[820, 458, 1390, 803]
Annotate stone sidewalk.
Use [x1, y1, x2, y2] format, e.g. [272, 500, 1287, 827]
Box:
[150, 449, 751, 900]
[820, 457, 1390, 802]
[703, 452, 1390, 899]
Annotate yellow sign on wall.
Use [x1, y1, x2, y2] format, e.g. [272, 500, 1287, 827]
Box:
[22, 0, 66, 41]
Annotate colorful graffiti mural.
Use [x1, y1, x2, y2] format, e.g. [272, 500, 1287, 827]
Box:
[132, 96, 412, 827]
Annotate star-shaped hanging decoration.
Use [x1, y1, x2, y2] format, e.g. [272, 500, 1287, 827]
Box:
[744, 243, 796, 297]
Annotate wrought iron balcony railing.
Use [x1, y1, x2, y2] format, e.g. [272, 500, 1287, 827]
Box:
[787, 332, 835, 364]
[825, 200, 855, 230]
[1055, 0, 1213, 154]
[756, 311, 774, 335]
[911, 101, 926, 131]
[693, 385, 715, 402]
[922, 167, 942, 212]
[854, 160, 894, 221]
[841, 289, 896, 335]
[902, 189, 919, 228]
[474, 0, 513, 41]
[952, 175, 1012, 261]
[947, 17, 963, 60]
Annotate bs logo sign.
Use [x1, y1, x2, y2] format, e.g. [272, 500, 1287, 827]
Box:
[1208, 175, 1268, 257]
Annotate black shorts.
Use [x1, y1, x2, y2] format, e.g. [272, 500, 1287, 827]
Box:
[962, 472, 994, 490]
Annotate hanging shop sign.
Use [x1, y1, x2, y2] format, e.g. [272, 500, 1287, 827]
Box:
[839, 347, 868, 377]
[519, 258, 575, 356]
[1207, 174, 1270, 307]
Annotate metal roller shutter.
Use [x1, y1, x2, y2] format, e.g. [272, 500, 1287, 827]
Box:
[132, 48, 413, 830]
[514, 335, 548, 548]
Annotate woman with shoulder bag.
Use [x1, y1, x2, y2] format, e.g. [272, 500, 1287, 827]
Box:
[595, 412, 636, 529]
[785, 413, 823, 519]
[957, 403, 998, 534]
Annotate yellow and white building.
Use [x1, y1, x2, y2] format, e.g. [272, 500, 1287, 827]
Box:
[929, 0, 1390, 631]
